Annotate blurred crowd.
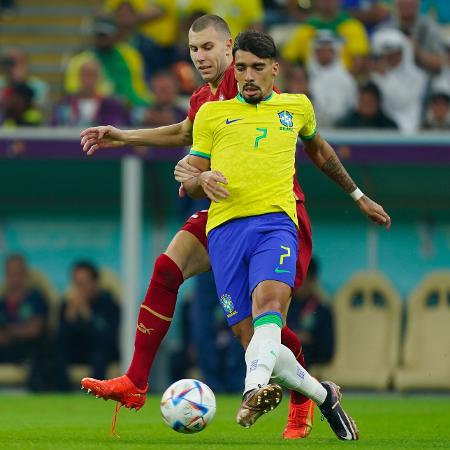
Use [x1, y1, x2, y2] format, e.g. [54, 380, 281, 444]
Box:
[0, 255, 120, 391]
[1, 0, 450, 132]
[0, 251, 333, 392]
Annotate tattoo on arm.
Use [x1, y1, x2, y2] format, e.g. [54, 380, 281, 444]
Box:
[321, 153, 357, 193]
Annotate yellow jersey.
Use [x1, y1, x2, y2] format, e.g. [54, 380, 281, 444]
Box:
[190, 91, 317, 234]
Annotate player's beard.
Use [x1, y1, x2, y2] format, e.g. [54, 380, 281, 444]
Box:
[242, 84, 263, 104]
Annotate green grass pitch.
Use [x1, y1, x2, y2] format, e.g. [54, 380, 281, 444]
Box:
[0, 393, 449, 449]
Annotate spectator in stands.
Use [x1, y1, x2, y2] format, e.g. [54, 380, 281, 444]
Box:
[0, 82, 43, 127]
[338, 81, 398, 128]
[284, 64, 311, 96]
[0, 254, 49, 391]
[139, 71, 186, 127]
[54, 261, 119, 390]
[431, 37, 450, 95]
[371, 27, 427, 133]
[104, 0, 178, 76]
[111, 1, 159, 78]
[307, 31, 358, 127]
[422, 90, 450, 130]
[379, 0, 444, 74]
[53, 59, 129, 127]
[65, 18, 151, 107]
[0, 48, 49, 111]
[182, 0, 264, 39]
[343, 0, 391, 33]
[287, 258, 334, 367]
[262, 0, 308, 27]
[282, 0, 370, 76]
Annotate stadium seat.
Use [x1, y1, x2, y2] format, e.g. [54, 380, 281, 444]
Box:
[314, 271, 402, 389]
[395, 271, 450, 391]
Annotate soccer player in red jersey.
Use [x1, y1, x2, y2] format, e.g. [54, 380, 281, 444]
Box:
[80, 14, 390, 439]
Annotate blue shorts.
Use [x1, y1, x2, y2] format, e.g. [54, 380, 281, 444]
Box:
[208, 213, 298, 326]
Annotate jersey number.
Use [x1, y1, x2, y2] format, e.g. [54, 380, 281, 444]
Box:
[254, 127, 268, 149]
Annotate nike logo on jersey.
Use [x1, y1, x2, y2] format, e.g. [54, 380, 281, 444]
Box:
[275, 267, 291, 274]
[225, 118, 243, 124]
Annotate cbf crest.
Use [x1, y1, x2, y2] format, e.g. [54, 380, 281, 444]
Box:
[220, 293, 237, 318]
[278, 110, 293, 128]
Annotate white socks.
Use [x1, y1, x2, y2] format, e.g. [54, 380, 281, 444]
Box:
[244, 313, 282, 394]
[243, 312, 327, 407]
[271, 344, 327, 405]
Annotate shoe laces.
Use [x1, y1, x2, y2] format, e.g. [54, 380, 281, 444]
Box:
[111, 402, 123, 437]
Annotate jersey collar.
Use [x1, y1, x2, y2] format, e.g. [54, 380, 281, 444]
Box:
[236, 90, 276, 104]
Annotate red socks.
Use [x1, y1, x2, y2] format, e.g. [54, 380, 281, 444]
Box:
[281, 325, 309, 405]
[126, 254, 184, 389]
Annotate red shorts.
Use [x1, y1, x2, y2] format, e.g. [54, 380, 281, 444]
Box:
[180, 202, 313, 292]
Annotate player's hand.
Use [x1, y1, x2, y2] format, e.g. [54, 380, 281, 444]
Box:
[80, 126, 127, 155]
[198, 171, 229, 203]
[357, 196, 391, 229]
[174, 155, 201, 183]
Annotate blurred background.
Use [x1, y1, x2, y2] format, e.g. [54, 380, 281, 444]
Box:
[0, 0, 449, 394]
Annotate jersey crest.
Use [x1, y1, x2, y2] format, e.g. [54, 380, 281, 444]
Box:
[278, 110, 293, 128]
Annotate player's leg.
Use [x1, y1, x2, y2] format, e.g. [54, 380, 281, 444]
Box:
[270, 344, 359, 440]
[125, 229, 210, 388]
[283, 200, 315, 439]
[81, 212, 210, 408]
[235, 214, 299, 427]
[208, 217, 283, 428]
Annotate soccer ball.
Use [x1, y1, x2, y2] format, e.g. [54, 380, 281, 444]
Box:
[160, 379, 216, 434]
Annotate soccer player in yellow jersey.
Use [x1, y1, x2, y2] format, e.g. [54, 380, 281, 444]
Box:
[183, 30, 389, 438]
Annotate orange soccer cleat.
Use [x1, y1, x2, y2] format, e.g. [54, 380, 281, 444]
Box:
[282, 398, 315, 439]
[81, 374, 148, 410]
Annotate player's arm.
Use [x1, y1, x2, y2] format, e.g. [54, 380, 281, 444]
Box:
[80, 117, 193, 155]
[302, 133, 391, 229]
[181, 104, 229, 202]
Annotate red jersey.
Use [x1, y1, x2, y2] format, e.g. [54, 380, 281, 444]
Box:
[188, 64, 305, 203]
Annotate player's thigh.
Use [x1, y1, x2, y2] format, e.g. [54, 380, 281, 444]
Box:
[208, 223, 252, 328]
[249, 219, 298, 318]
[165, 230, 210, 280]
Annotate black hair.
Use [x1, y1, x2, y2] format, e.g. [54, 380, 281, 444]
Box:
[359, 81, 382, 103]
[430, 92, 450, 103]
[72, 260, 99, 281]
[190, 14, 231, 38]
[232, 30, 277, 59]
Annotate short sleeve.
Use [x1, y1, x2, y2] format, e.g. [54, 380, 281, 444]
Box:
[299, 95, 317, 141]
[190, 103, 213, 159]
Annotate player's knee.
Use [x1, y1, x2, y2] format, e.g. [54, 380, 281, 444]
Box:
[153, 253, 184, 288]
[253, 296, 284, 315]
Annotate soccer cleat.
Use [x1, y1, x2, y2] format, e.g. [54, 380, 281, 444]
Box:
[319, 381, 359, 441]
[81, 375, 148, 410]
[282, 398, 315, 439]
[236, 384, 283, 428]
